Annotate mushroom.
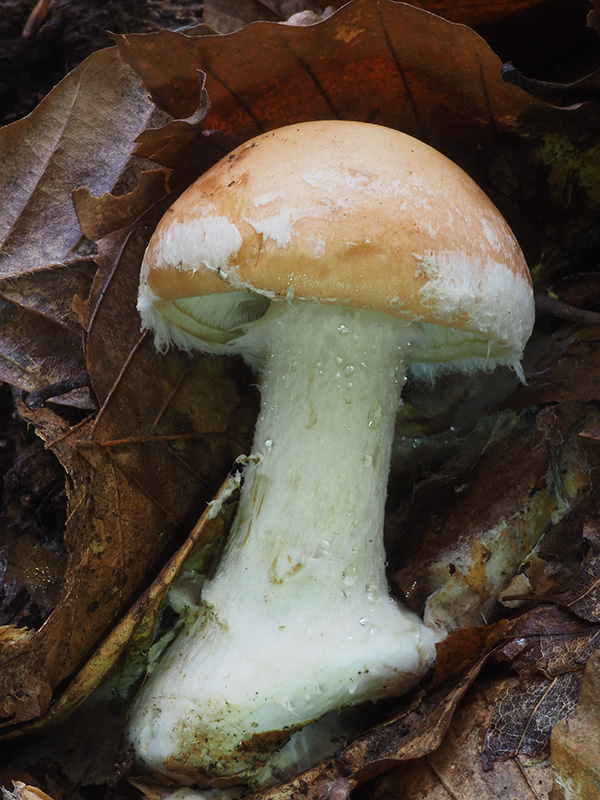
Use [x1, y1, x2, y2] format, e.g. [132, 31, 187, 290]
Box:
[127, 120, 535, 786]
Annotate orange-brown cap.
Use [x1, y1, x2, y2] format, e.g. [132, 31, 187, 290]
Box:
[138, 121, 534, 360]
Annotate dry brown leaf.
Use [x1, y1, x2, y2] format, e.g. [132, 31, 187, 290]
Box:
[0, 405, 163, 726]
[0, 46, 157, 406]
[116, 0, 537, 172]
[430, 620, 514, 688]
[73, 169, 173, 244]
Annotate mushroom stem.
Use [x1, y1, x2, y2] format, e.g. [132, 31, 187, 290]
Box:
[127, 301, 438, 784]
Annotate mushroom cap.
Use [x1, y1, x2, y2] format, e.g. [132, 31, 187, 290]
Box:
[139, 120, 534, 361]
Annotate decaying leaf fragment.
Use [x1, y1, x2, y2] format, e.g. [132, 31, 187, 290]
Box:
[3, 534, 65, 610]
[0, 405, 167, 728]
[483, 672, 583, 768]
[481, 606, 600, 768]
[360, 606, 597, 799]
[73, 170, 173, 245]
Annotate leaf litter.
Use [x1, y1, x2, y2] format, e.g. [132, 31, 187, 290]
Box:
[0, 46, 160, 407]
[0, 1, 599, 798]
[482, 606, 600, 769]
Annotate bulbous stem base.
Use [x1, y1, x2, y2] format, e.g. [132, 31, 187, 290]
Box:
[127, 302, 438, 785]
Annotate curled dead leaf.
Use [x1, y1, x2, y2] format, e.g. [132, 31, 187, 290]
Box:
[479, 606, 599, 769]
[497, 606, 600, 680]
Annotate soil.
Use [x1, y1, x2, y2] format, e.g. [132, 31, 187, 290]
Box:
[0, 0, 204, 125]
